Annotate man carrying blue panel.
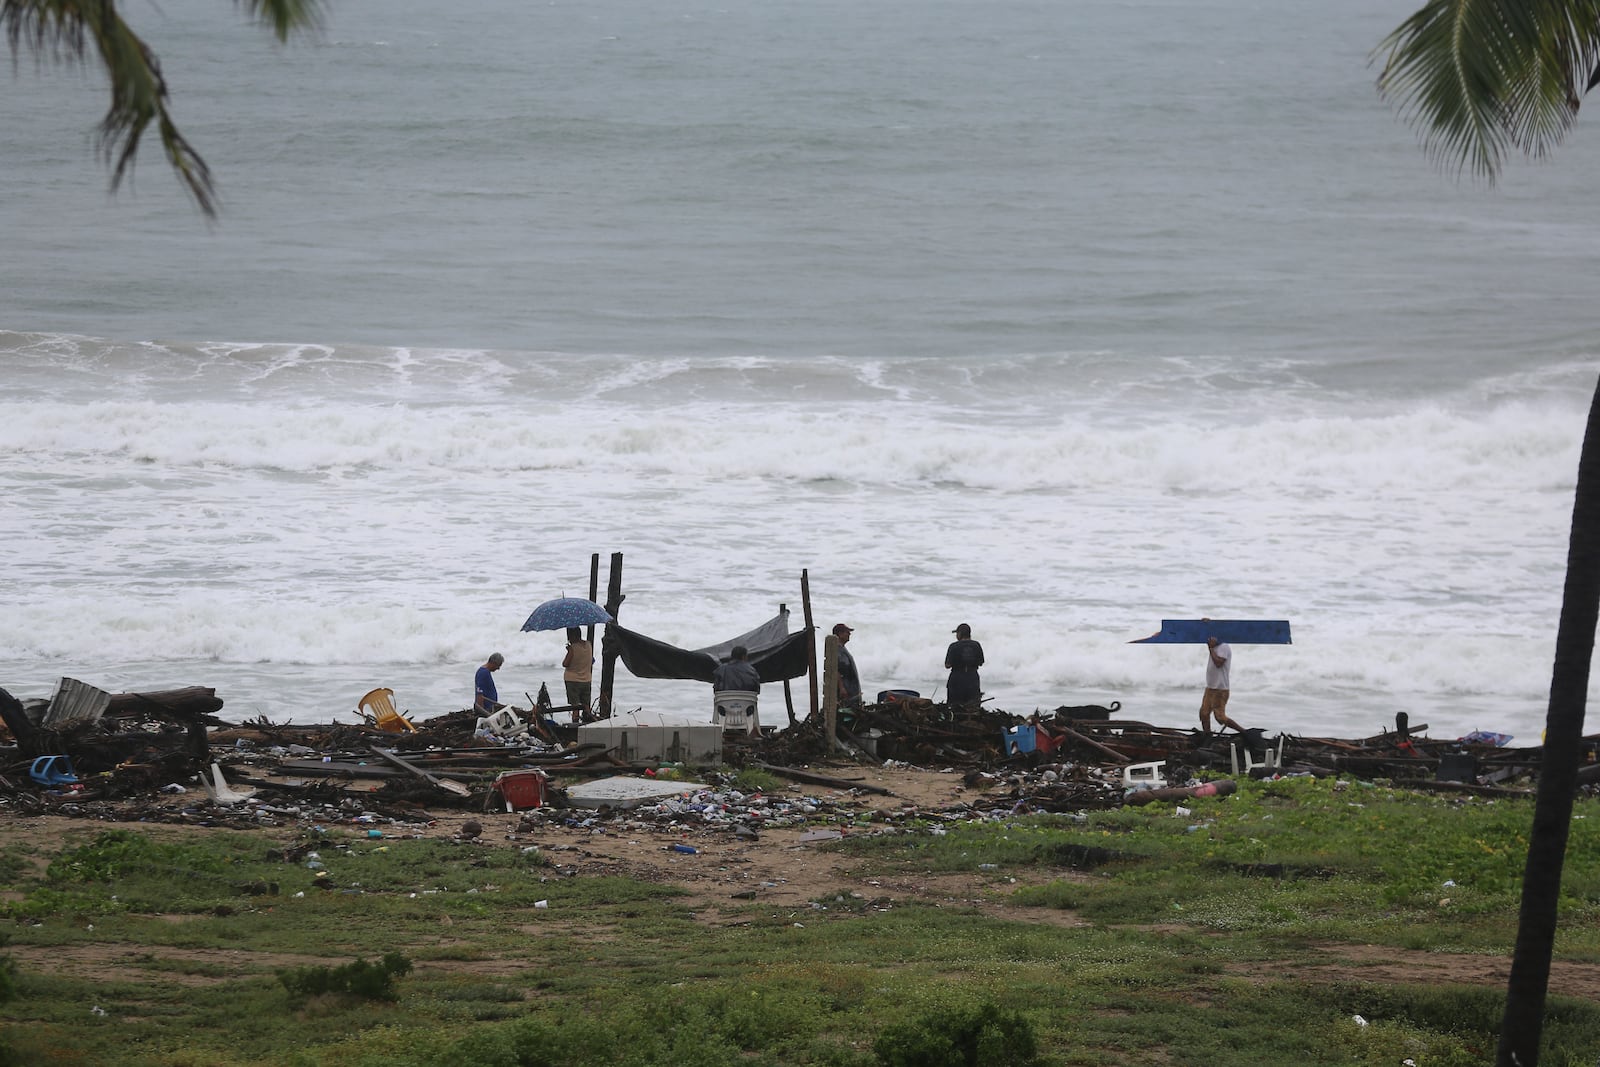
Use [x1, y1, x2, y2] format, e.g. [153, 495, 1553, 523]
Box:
[1128, 619, 1290, 735]
[1199, 636, 1244, 735]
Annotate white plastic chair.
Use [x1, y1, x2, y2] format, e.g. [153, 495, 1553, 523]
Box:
[475, 708, 531, 739]
[1122, 761, 1167, 790]
[712, 690, 760, 734]
[1231, 734, 1285, 775]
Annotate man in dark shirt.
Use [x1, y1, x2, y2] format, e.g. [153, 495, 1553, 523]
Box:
[833, 623, 862, 708]
[944, 623, 985, 708]
[712, 645, 762, 693]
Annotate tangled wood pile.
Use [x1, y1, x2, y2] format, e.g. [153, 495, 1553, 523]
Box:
[0, 680, 1577, 818]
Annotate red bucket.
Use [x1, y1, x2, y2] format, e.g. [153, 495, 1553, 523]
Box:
[492, 770, 548, 811]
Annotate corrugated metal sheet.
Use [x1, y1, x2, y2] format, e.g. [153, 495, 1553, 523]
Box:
[43, 677, 111, 729]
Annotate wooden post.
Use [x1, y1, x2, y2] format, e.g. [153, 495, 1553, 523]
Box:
[780, 601, 797, 727]
[585, 552, 600, 647]
[801, 569, 819, 723]
[822, 633, 839, 753]
[597, 552, 625, 719]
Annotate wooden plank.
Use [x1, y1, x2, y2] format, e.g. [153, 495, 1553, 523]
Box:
[369, 746, 471, 796]
[755, 762, 893, 796]
[1054, 725, 1133, 766]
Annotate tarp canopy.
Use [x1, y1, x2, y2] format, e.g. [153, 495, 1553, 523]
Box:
[607, 609, 812, 684]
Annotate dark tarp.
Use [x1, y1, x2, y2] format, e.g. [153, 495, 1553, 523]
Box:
[693, 610, 792, 663]
[607, 611, 813, 684]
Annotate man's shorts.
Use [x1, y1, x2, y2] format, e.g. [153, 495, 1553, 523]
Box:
[1200, 687, 1230, 715]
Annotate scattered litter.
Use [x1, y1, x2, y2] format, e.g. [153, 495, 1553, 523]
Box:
[798, 829, 843, 843]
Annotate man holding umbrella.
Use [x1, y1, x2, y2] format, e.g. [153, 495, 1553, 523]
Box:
[562, 628, 594, 721]
[522, 597, 615, 719]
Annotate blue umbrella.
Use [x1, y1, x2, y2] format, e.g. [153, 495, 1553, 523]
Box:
[521, 597, 614, 632]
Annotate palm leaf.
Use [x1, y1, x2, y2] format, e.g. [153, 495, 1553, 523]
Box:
[242, 0, 324, 43]
[1375, 0, 1600, 181]
[2, 0, 324, 216]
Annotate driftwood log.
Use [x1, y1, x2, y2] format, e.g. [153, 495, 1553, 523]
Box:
[107, 687, 225, 721]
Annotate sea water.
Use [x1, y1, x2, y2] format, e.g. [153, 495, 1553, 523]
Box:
[3, 0, 1597, 743]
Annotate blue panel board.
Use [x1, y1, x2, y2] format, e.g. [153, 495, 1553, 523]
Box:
[1129, 619, 1292, 645]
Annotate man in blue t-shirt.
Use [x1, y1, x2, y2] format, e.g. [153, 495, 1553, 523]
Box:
[475, 653, 504, 714]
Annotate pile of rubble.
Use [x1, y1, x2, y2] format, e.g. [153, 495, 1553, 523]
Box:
[0, 679, 1560, 833]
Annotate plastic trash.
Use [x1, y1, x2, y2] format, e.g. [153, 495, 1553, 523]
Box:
[671, 844, 698, 854]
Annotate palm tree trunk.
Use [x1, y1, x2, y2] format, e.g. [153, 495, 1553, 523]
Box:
[1498, 374, 1600, 1066]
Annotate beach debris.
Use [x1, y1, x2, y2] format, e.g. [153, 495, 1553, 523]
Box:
[0, 678, 1561, 837]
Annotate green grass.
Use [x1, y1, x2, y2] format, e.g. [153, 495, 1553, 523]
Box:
[2, 779, 1599, 1064]
[841, 776, 1600, 953]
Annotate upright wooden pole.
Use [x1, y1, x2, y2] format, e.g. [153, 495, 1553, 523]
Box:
[585, 553, 600, 646]
[822, 632, 839, 752]
[801, 569, 819, 723]
[597, 552, 625, 720]
[779, 601, 797, 727]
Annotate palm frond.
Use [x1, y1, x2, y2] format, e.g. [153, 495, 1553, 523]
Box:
[3, 0, 325, 216]
[1375, 0, 1600, 181]
[241, 0, 324, 43]
[90, 7, 219, 215]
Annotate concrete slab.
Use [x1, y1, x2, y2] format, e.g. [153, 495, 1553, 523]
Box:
[564, 775, 707, 810]
[574, 723, 723, 763]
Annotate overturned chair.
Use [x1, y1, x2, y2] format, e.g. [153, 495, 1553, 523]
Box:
[1231, 732, 1286, 776]
[475, 708, 531, 740]
[357, 688, 416, 733]
[712, 690, 760, 735]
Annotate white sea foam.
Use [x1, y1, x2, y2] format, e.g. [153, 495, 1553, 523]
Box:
[0, 338, 1592, 745]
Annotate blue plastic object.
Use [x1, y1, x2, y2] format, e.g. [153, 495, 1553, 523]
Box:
[1002, 724, 1037, 756]
[29, 755, 78, 786]
[1129, 619, 1292, 645]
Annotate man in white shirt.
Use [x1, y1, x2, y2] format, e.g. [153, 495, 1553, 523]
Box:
[1199, 636, 1244, 734]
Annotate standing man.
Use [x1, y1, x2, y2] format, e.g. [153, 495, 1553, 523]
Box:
[833, 623, 862, 709]
[562, 628, 594, 721]
[475, 652, 504, 715]
[1199, 636, 1244, 733]
[944, 622, 985, 709]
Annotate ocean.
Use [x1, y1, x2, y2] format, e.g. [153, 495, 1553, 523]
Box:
[3, 0, 1597, 743]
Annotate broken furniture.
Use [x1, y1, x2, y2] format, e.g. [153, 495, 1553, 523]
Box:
[28, 754, 78, 787]
[1121, 760, 1167, 790]
[358, 688, 416, 733]
[1231, 733, 1285, 776]
[475, 708, 531, 739]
